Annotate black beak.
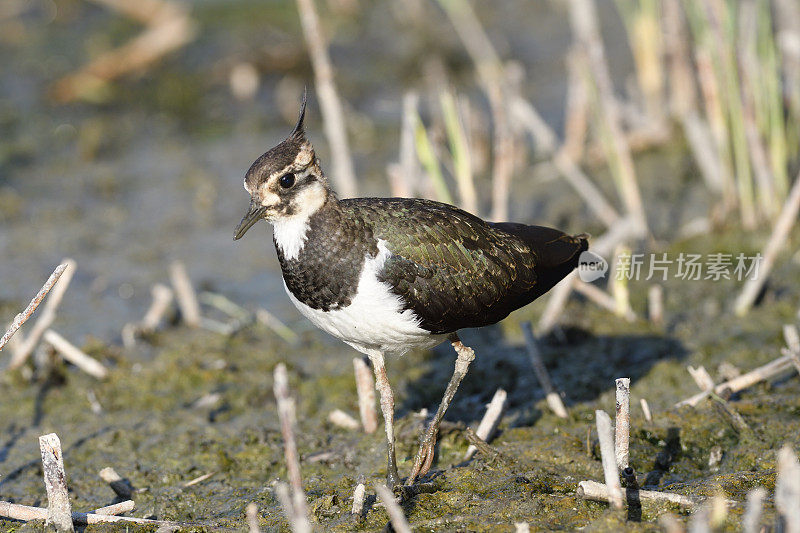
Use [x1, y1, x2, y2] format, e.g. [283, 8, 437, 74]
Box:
[233, 199, 267, 240]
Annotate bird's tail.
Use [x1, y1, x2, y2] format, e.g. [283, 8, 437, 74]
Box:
[491, 222, 588, 300]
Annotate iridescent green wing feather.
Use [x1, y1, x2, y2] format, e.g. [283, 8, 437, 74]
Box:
[342, 198, 554, 334]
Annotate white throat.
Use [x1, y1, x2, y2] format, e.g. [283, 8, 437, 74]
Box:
[272, 216, 310, 261]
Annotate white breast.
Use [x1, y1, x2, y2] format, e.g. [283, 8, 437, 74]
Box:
[284, 240, 446, 356]
[273, 217, 310, 261]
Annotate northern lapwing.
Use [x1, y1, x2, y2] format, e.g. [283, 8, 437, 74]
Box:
[233, 92, 588, 487]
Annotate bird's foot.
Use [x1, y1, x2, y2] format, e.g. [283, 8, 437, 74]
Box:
[406, 429, 438, 485]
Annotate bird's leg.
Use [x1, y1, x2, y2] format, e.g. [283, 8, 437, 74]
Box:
[406, 332, 475, 485]
[368, 351, 400, 488]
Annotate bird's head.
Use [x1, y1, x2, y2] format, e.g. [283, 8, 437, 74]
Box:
[234, 90, 330, 240]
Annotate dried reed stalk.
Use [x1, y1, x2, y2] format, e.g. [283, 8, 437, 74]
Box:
[735, 171, 800, 315]
[569, 0, 647, 236]
[141, 283, 174, 332]
[776, 445, 800, 533]
[595, 410, 623, 509]
[99, 467, 133, 499]
[577, 479, 696, 507]
[51, 4, 196, 103]
[1, 263, 68, 353]
[0, 501, 178, 527]
[351, 483, 365, 515]
[10, 259, 76, 368]
[434, 0, 513, 221]
[687, 365, 715, 392]
[521, 323, 567, 418]
[441, 90, 478, 214]
[246, 502, 261, 533]
[774, 0, 800, 121]
[92, 500, 135, 516]
[39, 433, 74, 532]
[273, 364, 312, 533]
[648, 284, 664, 325]
[328, 409, 359, 430]
[255, 308, 298, 344]
[676, 353, 796, 407]
[639, 398, 652, 422]
[574, 280, 636, 321]
[374, 484, 412, 533]
[463, 388, 507, 460]
[169, 260, 201, 327]
[43, 330, 108, 380]
[742, 487, 766, 533]
[353, 357, 378, 433]
[615, 378, 630, 470]
[295, 0, 357, 198]
[389, 91, 420, 198]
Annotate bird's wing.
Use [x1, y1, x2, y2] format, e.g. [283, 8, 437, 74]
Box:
[343, 198, 582, 334]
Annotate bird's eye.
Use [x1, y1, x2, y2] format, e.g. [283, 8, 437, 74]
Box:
[279, 173, 296, 189]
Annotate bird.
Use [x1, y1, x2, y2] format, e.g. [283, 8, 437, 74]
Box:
[233, 91, 588, 487]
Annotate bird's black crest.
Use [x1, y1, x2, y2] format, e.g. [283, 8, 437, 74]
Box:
[290, 87, 307, 139]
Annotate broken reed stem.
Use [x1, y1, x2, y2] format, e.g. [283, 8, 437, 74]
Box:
[351, 482, 365, 515]
[611, 244, 633, 319]
[353, 357, 378, 433]
[182, 471, 216, 487]
[0, 501, 178, 527]
[577, 479, 697, 507]
[169, 260, 201, 327]
[10, 259, 76, 369]
[99, 467, 133, 499]
[648, 284, 663, 325]
[393, 91, 419, 198]
[783, 324, 800, 354]
[294, 0, 357, 198]
[521, 322, 568, 418]
[43, 330, 109, 380]
[141, 283, 174, 331]
[742, 487, 766, 533]
[92, 500, 135, 516]
[595, 410, 623, 509]
[0, 262, 68, 353]
[735, 171, 800, 316]
[39, 433, 74, 532]
[328, 409, 359, 430]
[615, 378, 630, 470]
[574, 279, 636, 321]
[255, 308, 298, 345]
[273, 364, 312, 532]
[639, 398, 652, 422]
[374, 484, 412, 533]
[687, 365, 715, 392]
[464, 388, 507, 460]
[246, 502, 261, 533]
[676, 353, 797, 407]
[776, 445, 800, 533]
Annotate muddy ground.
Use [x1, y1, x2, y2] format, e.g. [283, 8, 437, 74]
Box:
[2, 0, 800, 531]
[1, 225, 799, 531]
